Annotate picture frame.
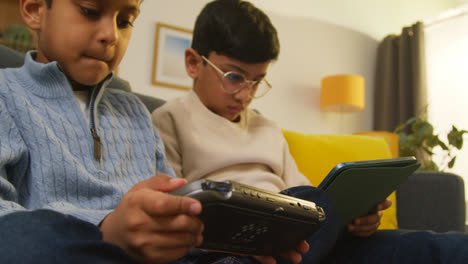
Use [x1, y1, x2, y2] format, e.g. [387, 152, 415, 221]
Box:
[152, 22, 193, 90]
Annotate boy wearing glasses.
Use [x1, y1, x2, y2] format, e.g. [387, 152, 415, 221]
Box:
[153, 0, 468, 264]
[153, 0, 321, 199]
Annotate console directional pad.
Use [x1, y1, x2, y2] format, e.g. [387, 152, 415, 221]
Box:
[231, 223, 269, 242]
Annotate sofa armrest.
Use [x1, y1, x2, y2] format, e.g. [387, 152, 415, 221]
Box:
[396, 172, 466, 233]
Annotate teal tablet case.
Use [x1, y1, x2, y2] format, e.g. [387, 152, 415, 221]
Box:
[318, 157, 420, 229]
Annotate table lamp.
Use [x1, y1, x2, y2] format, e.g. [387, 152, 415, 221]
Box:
[320, 74, 365, 112]
[320, 74, 365, 133]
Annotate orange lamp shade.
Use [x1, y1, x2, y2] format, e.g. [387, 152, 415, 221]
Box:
[320, 74, 365, 112]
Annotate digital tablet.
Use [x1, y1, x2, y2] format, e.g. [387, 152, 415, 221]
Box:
[318, 157, 420, 229]
[170, 179, 325, 256]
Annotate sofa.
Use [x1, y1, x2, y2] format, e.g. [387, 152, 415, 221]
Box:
[1, 44, 466, 233]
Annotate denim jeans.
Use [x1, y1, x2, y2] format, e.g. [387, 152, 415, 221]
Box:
[0, 209, 137, 264]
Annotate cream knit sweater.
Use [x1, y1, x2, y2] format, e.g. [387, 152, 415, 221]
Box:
[152, 91, 310, 192]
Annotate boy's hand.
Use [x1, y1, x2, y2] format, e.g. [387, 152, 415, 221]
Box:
[99, 174, 204, 263]
[347, 199, 392, 237]
[253, 240, 309, 264]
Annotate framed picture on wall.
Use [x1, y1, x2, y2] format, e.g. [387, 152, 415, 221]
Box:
[152, 22, 193, 90]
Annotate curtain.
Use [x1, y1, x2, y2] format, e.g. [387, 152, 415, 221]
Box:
[373, 22, 428, 132]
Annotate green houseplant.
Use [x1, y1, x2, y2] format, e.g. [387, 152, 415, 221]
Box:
[0, 24, 35, 53]
[394, 116, 467, 171]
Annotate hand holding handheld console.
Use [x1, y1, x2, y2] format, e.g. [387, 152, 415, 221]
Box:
[170, 180, 325, 256]
[318, 157, 420, 229]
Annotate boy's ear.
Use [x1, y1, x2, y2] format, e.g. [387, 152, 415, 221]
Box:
[185, 48, 202, 79]
[20, 0, 46, 31]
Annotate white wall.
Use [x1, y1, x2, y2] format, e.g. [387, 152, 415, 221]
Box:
[424, 6, 468, 222]
[119, 0, 462, 134]
[250, 0, 459, 41]
[248, 16, 377, 134]
[118, 0, 203, 104]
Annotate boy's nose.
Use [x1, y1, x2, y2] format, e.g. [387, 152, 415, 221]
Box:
[98, 18, 118, 45]
[234, 85, 252, 102]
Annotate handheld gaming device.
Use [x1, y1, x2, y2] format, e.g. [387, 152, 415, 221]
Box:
[170, 179, 325, 256]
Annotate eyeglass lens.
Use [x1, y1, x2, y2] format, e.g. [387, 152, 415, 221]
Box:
[222, 72, 269, 98]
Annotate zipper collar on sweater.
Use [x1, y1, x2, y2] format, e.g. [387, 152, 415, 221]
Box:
[20, 51, 114, 160]
[88, 70, 113, 161]
[90, 73, 113, 129]
[21, 51, 71, 98]
[21, 51, 114, 102]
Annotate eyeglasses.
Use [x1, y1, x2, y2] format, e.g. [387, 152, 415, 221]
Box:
[201, 56, 272, 98]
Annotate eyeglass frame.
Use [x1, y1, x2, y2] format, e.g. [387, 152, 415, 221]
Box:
[201, 55, 272, 98]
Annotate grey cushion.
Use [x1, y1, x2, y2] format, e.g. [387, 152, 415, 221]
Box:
[0, 44, 24, 68]
[133, 92, 165, 113]
[396, 172, 466, 233]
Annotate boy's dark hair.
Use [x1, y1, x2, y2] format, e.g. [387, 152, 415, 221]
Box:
[44, 0, 143, 8]
[192, 0, 279, 63]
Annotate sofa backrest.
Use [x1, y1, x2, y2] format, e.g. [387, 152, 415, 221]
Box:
[0, 44, 24, 68]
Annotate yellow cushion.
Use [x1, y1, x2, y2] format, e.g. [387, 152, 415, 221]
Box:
[282, 130, 398, 230]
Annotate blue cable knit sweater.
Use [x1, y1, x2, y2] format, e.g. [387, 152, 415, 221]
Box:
[0, 52, 174, 225]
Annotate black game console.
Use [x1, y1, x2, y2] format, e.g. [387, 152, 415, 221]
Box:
[170, 179, 325, 256]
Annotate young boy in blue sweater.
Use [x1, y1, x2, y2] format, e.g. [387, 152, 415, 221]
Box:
[0, 0, 208, 263]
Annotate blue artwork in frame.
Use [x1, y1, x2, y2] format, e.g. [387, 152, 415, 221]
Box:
[152, 23, 192, 90]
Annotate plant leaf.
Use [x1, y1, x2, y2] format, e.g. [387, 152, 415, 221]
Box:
[448, 128, 466, 149]
[448, 157, 456, 169]
[394, 123, 407, 133]
[413, 121, 433, 141]
[396, 116, 466, 172]
[437, 138, 449, 151]
[427, 135, 440, 148]
[406, 117, 418, 126]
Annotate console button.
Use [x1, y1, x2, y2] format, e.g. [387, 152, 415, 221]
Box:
[202, 181, 232, 193]
[273, 207, 285, 216]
